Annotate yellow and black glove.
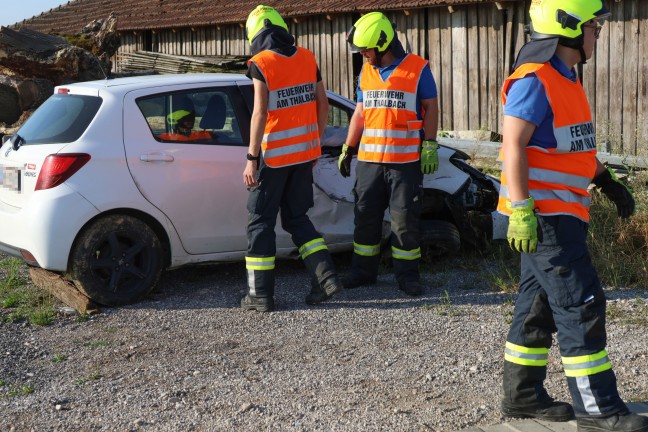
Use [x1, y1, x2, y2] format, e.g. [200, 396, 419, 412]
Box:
[420, 139, 439, 174]
[338, 144, 355, 178]
[506, 197, 538, 253]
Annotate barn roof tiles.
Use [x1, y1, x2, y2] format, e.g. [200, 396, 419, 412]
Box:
[13, 0, 511, 35]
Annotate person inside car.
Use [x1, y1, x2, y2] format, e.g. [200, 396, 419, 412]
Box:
[159, 108, 212, 142]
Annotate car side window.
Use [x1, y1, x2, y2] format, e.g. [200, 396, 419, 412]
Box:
[321, 99, 353, 148]
[327, 101, 351, 128]
[136, 89, 244, 146]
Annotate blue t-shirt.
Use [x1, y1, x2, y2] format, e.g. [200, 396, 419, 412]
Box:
[503, 55, 578, 150]
[356, 55, 438, 119]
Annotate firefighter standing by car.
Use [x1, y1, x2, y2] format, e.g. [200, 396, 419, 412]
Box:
[338, 12, 439, 296]
[498, 1, 647, 431]
[241, 5, 343, 312]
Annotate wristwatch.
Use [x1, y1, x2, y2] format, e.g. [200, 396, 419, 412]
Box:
[246, 153, 260, 161]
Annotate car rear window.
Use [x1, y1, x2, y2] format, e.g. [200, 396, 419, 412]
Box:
[15, 94, 102, 145]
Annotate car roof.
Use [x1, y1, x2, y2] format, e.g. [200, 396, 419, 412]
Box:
[57, 73, 252, 96]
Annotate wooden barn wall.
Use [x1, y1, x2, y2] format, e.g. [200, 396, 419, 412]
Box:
[115, 0, 648, 154]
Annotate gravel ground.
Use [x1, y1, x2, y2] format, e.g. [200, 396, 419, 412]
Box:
[1, 257, 648, 431]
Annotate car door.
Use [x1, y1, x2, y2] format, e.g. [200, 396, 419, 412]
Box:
[123, 82, 257, 255]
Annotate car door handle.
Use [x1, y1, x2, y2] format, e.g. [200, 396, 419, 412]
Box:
[140, 153, 175, 162]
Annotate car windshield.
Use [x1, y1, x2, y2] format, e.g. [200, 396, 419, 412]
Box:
[16, 94, 102, 145]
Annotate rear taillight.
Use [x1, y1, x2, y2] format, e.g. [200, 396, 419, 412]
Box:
[35, 154, 91, 191]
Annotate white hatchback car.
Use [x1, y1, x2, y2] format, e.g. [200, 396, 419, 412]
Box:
[0, 73, 504, 306]
[0, 74, 363, 305]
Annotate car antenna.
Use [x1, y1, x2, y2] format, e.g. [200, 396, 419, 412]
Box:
[93, 54, 112, 80]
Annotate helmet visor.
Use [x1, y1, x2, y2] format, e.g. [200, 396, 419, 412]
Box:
[346, 26, 364, 53]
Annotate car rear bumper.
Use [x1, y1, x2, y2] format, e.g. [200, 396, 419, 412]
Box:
[0, 184, 99, 271]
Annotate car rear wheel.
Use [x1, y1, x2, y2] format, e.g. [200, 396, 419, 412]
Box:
[68, 215, 163, 306]
[420, 219, 461, 257]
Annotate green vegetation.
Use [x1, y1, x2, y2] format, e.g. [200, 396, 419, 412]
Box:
[75, 371, 102, 385]
[82, 340, 111, 349]
[0, 257, 58, 326]
[0, 383, 35, 398]
[51, 354, 67, 363]
[588, 169, 648, 289]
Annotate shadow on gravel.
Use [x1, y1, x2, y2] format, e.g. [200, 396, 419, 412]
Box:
[122, 253, 523, 313]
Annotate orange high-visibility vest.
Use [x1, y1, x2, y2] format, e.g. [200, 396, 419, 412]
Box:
[498, 62, 597, 222]
[249, 47, 321, 167]
[358, 54, 428, 163]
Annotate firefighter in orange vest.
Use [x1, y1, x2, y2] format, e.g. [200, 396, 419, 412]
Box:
[338, 12, 439, 296]
[241, 5, 343, 312]
[499, 1, 645, 431]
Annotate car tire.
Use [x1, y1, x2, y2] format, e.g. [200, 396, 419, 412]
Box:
[420, 219, 461, 257]
[68, 215, 163, 306]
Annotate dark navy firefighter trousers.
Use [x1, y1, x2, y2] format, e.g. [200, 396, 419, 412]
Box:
[504, 214, 627, 417]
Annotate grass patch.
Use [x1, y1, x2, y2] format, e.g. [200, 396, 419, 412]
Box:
[0, 257, 58, 326]
[51, 354, 67, 363]
[82, 340, 111, 349]
[75, 371, 102, 385]
[588, 170, 648, 288]
[0, 383, 35, 398]
[421, 290, 464, 316]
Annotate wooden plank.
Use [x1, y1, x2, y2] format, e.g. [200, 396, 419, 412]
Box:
[451, 8, 468, 131]
[609, 0, 625, 152]
[323, 19, 333, 94]
[622, 0, 639, 154]
[343, 15, 353, 99]
[29, 268, 100, 315]
[332, 16, 341, 95]
[488, 6, 501, 132]
[595, 6, 611, 151]
[639, 0, 648, 153]
[467, 6, 480, 130]
[478, 6, 490, 130]
[440, 8, 453, 130]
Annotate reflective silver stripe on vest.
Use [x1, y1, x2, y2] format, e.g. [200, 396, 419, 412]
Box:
[362, 128, 421, 139]
[528, 167, 591, 190]
[363, 90, 417, 113]
[500, 186, 591, 207]
[554, 122, 596, 153]
[359, 143, 420, 154]
[264, 140, 318, 160]
[263, 123, 318, 143]
[268, 82, 317, 110]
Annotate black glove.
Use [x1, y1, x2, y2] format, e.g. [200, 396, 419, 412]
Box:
[593, 167, 635, 218]
[338, 144, 356, 178]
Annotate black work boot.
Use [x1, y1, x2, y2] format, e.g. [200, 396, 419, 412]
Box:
[305, 276, 343, 305]
[501, 397, 575, 422]
[577, 411, 648, 432]
[398, 279, 423, 296]
[502, 361, 574, 422]
[341, 269, 377, 289]
[240, 295, 274, 312]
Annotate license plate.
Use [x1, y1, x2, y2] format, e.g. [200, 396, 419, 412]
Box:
[1, 166, 21, 192]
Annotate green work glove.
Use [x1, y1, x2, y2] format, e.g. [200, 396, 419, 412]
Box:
[592, 166, 635, 219]
[421, 139, 439, 174]
[338, 144, 355, 178]
[506, 197, 538, 253]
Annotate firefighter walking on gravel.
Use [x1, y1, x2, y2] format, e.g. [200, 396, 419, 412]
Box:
[498, 1, 647, 431]
[337, 12, 439, 296]
[241, 5, 343, 312]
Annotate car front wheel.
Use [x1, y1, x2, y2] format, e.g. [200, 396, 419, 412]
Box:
[68, 215, 163, 306]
